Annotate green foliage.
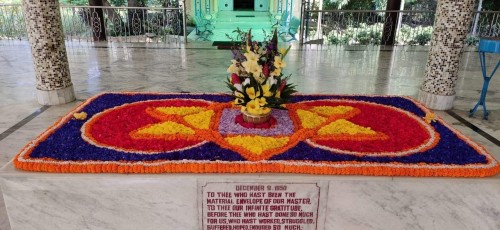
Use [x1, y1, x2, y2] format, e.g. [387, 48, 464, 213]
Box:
[186, 15, 195, 27]
[482, 0, 500, 11]
[323, 0, 340, 10]
[373, 0, 387, 10]
[356, 31, 380, 45]
[0, 0, 21, 3]
[109, 0, 127, 6]
[326, 23, 434, 46]
[324, 0, 386, 10]
[397, 25, 433, 45]
[465, 36, 479, 46]
[328, 31, 351, 45]
[327, 23, 383, 45]
[0, 5, 26, 39]
[411, 33, 431, 45]
[60, 9, 89, 36]
[339, 0, 374, 10]
[146, 0, 178, 7]
[107, 21, 127, 36]
[404, 0, 437, 11]
[59, 0, 88, 6]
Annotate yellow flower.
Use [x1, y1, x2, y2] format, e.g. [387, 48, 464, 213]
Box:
[261, 84, 273, 97]
[258, 97, 267, 106]
[234, 91, 244, 105]
[423, 113, 436, 124]
[73, 112, 87, 120]
[226, 59, 239, 74]
[246, 99, 262, 115]
[271, 68, 281, 77]
[249, 65, 262, 79]
[235, 91, 244, 98]
[244, 51, 260, 63]
[245, 87, 261, 99]
[274, 56, 286, 69]
[242, 61, 262, 79]
[261, 107, 271, 114]
[234, 98, 244, 105]
[279, 47, 287, 55]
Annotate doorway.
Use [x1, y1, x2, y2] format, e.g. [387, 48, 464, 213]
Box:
[234, 0, 254, 10]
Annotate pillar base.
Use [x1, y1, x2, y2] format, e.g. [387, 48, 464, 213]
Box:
[36, 85, 75, 105]
[417, 90, 455, 110]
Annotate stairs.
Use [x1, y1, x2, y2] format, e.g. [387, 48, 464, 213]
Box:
[188, 11, 274, 42]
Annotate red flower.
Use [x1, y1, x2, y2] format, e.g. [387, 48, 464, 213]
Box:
[263, 64, 270, 77]
[231, 73, 241, 85]
[279, 80, 287, 92]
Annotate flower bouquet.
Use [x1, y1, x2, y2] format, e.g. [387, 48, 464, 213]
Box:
[226, 29, 297, 123]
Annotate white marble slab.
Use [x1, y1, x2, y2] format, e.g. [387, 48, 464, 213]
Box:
[327, 180, 500, 230]
[1, 162, 500, 230]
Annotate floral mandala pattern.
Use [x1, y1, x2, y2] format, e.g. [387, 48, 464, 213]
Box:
[13, 93, 500, 177]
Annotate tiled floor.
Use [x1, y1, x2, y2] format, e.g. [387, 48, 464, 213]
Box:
[1, 41, 500, 229]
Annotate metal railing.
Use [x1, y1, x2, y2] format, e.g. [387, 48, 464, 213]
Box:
[0, 4, 26, 40]
[300, 9, 500, 46]
[468, 11, 500, 45]
[1, 3, 498, 46]
[0, 4, 186, 43]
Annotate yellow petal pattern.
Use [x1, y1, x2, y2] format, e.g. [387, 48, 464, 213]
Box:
[311, 106, 354, 116]
[225, 136, 290, 155]
[155, 107, 205, 116]
[317, 119, 376, 135]
[136, 121, 195, 135]
[184, 110, 214, 129]
[296, 109, 327, 129]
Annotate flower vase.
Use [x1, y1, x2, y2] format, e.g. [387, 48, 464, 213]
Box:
[242, 110, 271, 124]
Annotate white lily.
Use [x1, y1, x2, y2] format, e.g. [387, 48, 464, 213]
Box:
[244, 51, 260, 63]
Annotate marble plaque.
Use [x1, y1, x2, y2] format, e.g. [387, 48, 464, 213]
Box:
[198, 181, 328, 230]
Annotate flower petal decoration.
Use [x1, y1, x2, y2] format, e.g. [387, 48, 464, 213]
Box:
[12, 93, 500, 177]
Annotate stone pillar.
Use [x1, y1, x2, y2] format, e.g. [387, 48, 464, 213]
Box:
[418, 0, 475, 110]
[22, 0, 75, 105]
